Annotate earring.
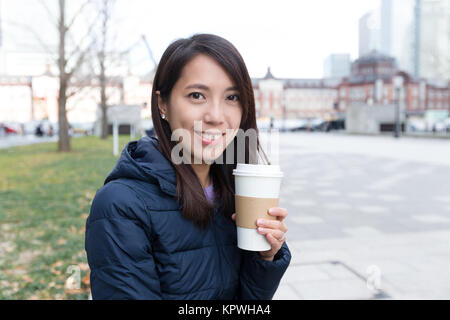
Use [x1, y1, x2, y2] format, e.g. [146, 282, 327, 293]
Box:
[161, 114, 166, 120]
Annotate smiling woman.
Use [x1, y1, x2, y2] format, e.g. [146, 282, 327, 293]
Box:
[152, 34, 269, 228]
[85, 33, 291, 300]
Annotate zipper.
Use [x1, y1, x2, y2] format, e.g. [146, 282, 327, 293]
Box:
[211, 206, 224, 298]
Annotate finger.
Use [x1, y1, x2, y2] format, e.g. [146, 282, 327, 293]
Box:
[231, 213, 236, 221]
[266, 233, 283, 249]
[257, 219, 288, 233]
[268, 207, 288, 221]
[257, 227, 285, 241]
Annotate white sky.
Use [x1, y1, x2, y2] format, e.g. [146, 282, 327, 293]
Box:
[1, 0, 381, 78]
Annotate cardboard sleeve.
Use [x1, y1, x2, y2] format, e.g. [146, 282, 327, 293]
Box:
[235, 194, 279, 229]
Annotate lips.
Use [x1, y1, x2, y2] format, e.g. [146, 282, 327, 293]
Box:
[194, 131, 225, 144]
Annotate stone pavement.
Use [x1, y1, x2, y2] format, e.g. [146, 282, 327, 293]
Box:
[264, 132, 450, 299]
[274, 230, 450, 299]
[0, 135, 57, 149]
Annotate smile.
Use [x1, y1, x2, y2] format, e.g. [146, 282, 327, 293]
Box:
[194, 131, 225, 145]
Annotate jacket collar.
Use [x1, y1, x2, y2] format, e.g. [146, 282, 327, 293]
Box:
[104, 136, 177, 197]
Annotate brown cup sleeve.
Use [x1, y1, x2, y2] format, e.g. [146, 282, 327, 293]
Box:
[235, 194, 280, 229]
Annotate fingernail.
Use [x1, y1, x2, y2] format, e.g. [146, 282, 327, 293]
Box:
[268, 208, 274, 214]
[258, 227, 265, 232]
[257, 219, 263, 225]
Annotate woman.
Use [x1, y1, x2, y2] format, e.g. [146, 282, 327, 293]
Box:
[85, 33, 291, 300]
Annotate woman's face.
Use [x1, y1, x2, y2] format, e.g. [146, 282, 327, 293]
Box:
[157, 54, 243, 164]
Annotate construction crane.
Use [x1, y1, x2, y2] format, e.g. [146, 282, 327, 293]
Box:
[140, 34, 157, 68]
[122, 34, 157, 70]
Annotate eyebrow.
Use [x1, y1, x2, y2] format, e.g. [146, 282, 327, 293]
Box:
[184, 84, 238, 92]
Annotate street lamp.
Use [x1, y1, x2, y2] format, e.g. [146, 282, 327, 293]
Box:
[281, 94, 286, 132]
[393, 75, 404, 138]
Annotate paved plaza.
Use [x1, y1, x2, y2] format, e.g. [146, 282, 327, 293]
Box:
[268, 132, 450, 299]
[0, 135, 57, 149]
[3, 131, 449, 299]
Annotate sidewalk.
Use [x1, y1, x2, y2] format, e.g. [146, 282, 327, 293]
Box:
[333, 130, 450, 140]
[274, 229, 450, 299]
[0, 135, 58, 149]
[271, 132, 450, 300]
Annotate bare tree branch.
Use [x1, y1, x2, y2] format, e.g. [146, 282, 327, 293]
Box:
[66, 84, 91, 100]
[65, 10, 102, 71]
[38, 0, 59, 29]
[66, 0, 93, 31]
[66, 37, 96, 80]
[4, 19, 56, 58]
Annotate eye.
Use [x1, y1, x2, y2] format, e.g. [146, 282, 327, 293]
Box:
[227, 94, 240, 101]
[188, 92, 205, 100]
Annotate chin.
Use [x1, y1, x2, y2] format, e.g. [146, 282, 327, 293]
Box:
[190, 148, 224, 165]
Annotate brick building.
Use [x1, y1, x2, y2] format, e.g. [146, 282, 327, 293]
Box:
[253, 68, 340, 121]
[252, 52, 449, 129]
[336, 50, 449, 118]
[1, 53, 449, 131]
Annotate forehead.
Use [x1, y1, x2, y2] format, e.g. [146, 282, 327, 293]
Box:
[176, 54, 235, 89]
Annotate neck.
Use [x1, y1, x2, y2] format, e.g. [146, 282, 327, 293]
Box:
[191, 163, 211, 188]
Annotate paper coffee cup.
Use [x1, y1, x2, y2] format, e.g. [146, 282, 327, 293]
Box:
[233, 164, 283, 251]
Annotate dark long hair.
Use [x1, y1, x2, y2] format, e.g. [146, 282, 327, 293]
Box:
[151, 33, 270, 229]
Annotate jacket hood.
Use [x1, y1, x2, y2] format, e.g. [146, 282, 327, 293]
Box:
[104, 135, 177, 197]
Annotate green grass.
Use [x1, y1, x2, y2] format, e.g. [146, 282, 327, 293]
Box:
[0, 135, 132, 299]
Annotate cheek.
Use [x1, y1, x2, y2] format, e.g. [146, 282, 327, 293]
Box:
[167, 100, 198, 131]
[228, 107, 243, 129]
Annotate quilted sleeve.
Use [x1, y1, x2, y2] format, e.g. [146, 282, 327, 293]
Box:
[237, 241, 291, 300]
[85, 182, 162, 300]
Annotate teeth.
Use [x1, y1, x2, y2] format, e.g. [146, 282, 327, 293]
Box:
[204, 134, 221, 141]
[198, 132, 221, 141]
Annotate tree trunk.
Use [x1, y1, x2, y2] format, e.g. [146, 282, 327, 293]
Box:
[99, 0, 109, 140]
[58, 79, 71, 152]
[57, 0, 71, 152]
[100, 55, 108, 139]
[100, 88, 108, 139]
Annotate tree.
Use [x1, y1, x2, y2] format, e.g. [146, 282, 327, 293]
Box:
[96, 0, 116, 140]
[55, 0, 97, 151]
[89, 0, 130, 139]
[5, 0, 97, 151]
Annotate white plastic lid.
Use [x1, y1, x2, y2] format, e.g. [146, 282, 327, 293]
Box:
[232, 163, 283, 178]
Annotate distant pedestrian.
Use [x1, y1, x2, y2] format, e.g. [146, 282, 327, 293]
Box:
[35, 124, 44, 137]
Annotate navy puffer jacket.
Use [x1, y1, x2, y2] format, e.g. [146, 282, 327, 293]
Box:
[85, 135, 291, 299]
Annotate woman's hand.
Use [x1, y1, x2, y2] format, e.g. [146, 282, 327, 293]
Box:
[231, 207, 288, 262]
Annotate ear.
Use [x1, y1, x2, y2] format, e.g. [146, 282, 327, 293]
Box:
[155, 90, 168, 116]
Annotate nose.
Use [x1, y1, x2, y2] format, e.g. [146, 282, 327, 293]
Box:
[204, 99, 225, 125]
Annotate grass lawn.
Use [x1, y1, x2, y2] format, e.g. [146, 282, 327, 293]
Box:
[0, 135, 133, 299]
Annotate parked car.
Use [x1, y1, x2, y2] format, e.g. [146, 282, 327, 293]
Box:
[70, 122, 95, 136]
[0, 123, 19, 135]
[5, 125, 18, 134]
[431, 118, 450, 133]
[309, 118, 328, 132]
[441, 118, 450, 133]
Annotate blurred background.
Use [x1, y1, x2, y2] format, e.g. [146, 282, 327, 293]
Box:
[0, 0, 449, 300]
